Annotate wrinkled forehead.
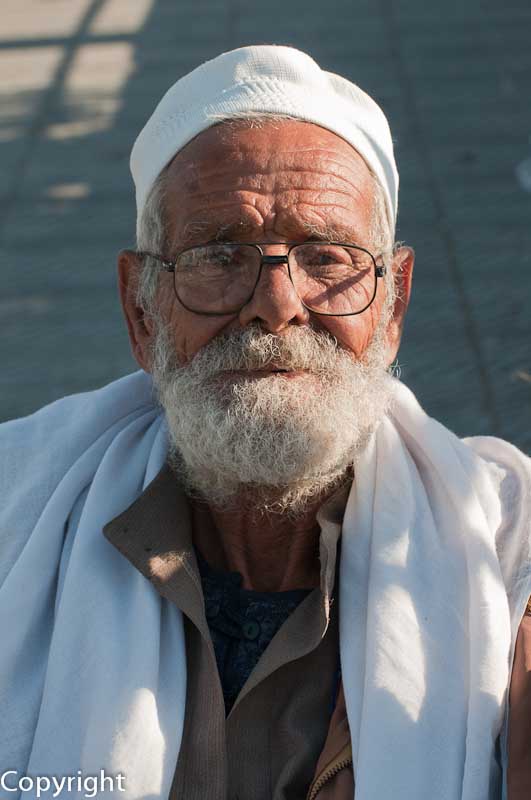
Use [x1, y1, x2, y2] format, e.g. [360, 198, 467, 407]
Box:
[168, 118, 373, 184]
[159, 119, 376, 244]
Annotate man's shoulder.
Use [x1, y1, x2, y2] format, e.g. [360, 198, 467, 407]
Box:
[464, 435, 531, 596]
[0, 371, 154, 471]
[464, 434, 530, 506]
[0, 371, 157, 583]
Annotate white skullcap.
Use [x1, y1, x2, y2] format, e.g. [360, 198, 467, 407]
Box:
[131, 45, 398, 240]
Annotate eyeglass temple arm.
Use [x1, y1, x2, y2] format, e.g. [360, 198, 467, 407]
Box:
[137, 251, 175, 272]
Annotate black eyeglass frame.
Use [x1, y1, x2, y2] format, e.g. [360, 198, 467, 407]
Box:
[137, 241, 387, 317]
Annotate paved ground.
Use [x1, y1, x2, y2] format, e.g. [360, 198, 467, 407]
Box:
[1, 0, 530, 451]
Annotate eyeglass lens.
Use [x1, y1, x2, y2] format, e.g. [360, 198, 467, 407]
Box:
[173, 243, 377, 315]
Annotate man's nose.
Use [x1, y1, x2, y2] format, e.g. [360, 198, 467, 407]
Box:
[237, 247, 310, 333]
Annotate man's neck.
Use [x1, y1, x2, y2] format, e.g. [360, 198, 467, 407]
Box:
[191, 492, 333, 593]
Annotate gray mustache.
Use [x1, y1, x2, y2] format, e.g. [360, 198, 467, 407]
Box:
[186, 325, 341, 376]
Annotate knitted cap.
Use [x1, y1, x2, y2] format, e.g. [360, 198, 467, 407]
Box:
[131, 45, 398, 239]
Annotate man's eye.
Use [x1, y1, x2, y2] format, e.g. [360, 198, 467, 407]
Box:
[309, 253, 335, 267]
[302, 248, 352, 269]
[212, 253, 233, 268]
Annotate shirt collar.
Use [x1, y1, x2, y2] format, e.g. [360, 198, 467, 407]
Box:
[103, 463, 352, 623]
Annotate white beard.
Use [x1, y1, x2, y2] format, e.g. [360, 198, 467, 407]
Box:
[151, 320, 396, 516]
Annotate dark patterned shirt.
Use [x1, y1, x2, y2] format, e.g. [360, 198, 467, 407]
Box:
[196, 548, 312, 714]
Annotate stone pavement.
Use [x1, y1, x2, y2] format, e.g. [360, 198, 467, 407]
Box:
[1, 0, 530, 451]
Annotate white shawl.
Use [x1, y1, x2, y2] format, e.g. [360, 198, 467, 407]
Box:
[0, 370, 530, 799]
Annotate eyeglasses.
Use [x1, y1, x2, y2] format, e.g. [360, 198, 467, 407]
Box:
[137, 241, 386, 317]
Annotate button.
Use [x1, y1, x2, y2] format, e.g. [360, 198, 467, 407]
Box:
[205, 601, 220, 619]
[242, 620, 261, 640]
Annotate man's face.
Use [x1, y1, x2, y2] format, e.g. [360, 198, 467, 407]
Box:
[149, 120, 393, 365]
[119, 120, 414, 513]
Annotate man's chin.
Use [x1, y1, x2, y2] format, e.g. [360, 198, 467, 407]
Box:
[168, 446, 352, 518]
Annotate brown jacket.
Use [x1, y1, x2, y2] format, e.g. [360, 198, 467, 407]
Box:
[307, 683, 352, 799]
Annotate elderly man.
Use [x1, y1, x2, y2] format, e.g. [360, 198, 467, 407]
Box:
[1, 45, 530, 800]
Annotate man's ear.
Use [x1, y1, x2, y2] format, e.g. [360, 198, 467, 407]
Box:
[385, 246, 415, 366]
[117, 249, 155, 372]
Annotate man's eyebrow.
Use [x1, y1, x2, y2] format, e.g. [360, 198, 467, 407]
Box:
[302, 221, 363, 243]
[178, 220, 213, 246]
[177, 219, 257, 246]
[214, 220, 258, 241]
